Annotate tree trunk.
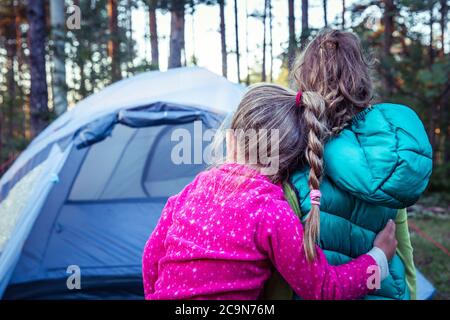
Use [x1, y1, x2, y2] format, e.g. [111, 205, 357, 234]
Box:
[245, 0, 250, 85]
[189, 10, 196, 66]
[269, 0, 273, 82]
[149, 0, 159, 68]
[383, 0, 394, 55]
[342, 0, 345, 29]
[6, 9, 16, 145]
[287, 0, 296, 68]
[168, 5, 185, 69]
[3, 1, 17, 157]
[428, 1, 438, 153]
[262, 0, 268, 82]
[445, 94, 450, 164]
[50, 0, 68, 116]
[79, 60, 87, 99]
[300, 0, 309, 49]
[382, 0, 395, 95]
[17, 6, 31, 141]
[429, 0, 435, 65]
[233, 0, 241, 83]
[126, 0, 133, 75]
[219, 0, 227, 78]
[27, 0, 49, 138]
[108, 0, 121, 81]
[440, 0, 447, 55]
[399, 24, 410, 56]
[323, 0, 328, 27]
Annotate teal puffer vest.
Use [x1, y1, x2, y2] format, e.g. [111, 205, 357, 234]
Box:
[291, 103, 432, 300]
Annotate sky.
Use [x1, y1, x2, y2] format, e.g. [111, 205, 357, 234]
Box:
[131, 0, 363, 83]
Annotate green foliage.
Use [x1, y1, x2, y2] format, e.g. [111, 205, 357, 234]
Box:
[428, 164, 450, 192]
[66, 0, 145, 103]
[348, 1, 449, 191]
[276, 0, 450, 191]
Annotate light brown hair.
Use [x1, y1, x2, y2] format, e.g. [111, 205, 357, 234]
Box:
[291, 29, 374, 261]
[229, 84, 328, 187]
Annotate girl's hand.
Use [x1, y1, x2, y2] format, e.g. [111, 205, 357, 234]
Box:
[373, 220, 397, 261]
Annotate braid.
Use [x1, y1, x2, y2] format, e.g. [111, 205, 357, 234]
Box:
[301, 91, 329, 262]
[330, 111, 353, 135]
[290, 29, 374, 261]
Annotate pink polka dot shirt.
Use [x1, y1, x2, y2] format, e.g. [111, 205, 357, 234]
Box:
[142, 163, 376, 300]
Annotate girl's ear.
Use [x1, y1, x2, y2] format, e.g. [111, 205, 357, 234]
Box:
[226, 129, 237, 162]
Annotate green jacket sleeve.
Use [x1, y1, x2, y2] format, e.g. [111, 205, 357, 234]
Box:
[395, 208, 417, 299]
[261, 183, 299, 300]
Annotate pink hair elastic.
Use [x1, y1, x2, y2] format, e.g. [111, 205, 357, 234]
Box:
[295, 90, 303, 107]
[310, 189, 321, 206]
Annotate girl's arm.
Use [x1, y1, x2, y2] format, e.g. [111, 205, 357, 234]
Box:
[257, 202, 388, 300]
[142, 196, 176, 298]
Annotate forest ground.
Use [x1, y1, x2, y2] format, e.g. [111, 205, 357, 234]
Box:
[409, 192, 450, 300]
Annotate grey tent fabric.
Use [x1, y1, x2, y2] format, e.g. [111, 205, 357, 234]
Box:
[2, 101, 221, 299]
[0, 68, 245, 299]
[74, 102, 221, 149]
[70, 121, 209, 201]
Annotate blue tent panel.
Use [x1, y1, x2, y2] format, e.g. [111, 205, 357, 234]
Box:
[0, 68, 245, 300]
[416, 269, 436, 300]
[2, 102, 219, 299]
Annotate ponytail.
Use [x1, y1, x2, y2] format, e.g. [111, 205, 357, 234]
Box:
[299, 91, 329, 262]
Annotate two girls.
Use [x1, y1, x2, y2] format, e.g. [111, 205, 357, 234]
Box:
[142, 29, 431, 300]
[142, 83, 397, 300]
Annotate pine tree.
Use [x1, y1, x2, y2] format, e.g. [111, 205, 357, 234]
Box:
[108, 0, 121, 81]
[382, 0, 395, 95]
[234, 0, 241, 82]
[262, 0, 268, 81]
[268, 0, 273, 82]
[27, 0, 49, 137]
[287, 0, 296, 68]
[50, 0, 68, 115]
[168, 0, 185, 68]
[219, 0, 227, 77]
[300, 0, 308, 49]
[148, 0, 159, 68]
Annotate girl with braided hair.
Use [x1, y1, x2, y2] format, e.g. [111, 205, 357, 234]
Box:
[142, 83, 398, 300]
[265, 29, 432, 300]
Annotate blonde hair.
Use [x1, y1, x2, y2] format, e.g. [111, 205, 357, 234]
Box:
[229, 84, 328, 184]
[230, 83, 304, 183]
[218, 83, 328, 262]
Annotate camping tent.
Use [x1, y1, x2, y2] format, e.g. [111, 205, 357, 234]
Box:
[0, 67, 435, 300]
[0, 67, 243, 299]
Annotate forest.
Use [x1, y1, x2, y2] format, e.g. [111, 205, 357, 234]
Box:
[0, 0, 448, 191]
[0, 0, 449, 300]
